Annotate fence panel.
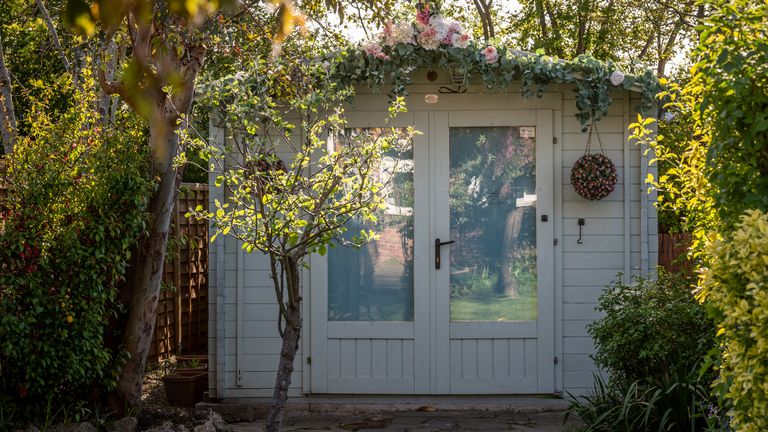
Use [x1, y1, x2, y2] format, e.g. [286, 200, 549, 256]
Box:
[0, 174, 208, 362]
[658, 232, 693, 275]
[149, 183, 209, 362]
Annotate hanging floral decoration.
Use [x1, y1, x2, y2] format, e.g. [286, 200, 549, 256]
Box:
[329, 3, 663, 131]
[570, 124, 618, 200]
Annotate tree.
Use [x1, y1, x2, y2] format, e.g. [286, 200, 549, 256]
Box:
[0, 32, 16, 155]
[191, 53, 412, 431]
[59, 0, 396, 412]
[512, 0, 704, 75]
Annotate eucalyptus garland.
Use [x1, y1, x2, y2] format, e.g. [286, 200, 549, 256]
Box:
[328, 5, 663, 131]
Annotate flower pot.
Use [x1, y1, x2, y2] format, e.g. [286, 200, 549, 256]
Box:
[162, 371, 207, 407]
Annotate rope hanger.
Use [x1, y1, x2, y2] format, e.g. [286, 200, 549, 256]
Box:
[583, 122, 606, 155]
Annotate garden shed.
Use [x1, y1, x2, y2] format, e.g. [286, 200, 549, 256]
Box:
[205, 62, 658, 402]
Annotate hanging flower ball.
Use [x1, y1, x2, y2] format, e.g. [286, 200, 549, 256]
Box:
[571, 153, 618, 200]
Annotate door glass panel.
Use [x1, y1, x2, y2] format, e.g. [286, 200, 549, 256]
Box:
[449, 126, 537, 322]
[328, 128, 414, 321]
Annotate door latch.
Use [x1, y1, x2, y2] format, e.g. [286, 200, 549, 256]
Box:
[435, 238, 456, 270]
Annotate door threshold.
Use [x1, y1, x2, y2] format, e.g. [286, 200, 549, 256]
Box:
[206, 394, 569, 416]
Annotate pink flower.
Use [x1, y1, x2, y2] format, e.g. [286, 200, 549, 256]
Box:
[375, 51, 391, 61]
[416, 4, 431, 26]
[451, 33, 471, 49]
[362, 41, 383, 57]
[382, 20, 394, 38]
[481, 45, 499, 63]
[418, 26, 440, 50]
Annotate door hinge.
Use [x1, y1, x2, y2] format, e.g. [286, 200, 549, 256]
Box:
[553, 137, 558, 145]
[553, 238, 558, 246]
[554, 356, 559, 365]
[307, 356, 312, 365]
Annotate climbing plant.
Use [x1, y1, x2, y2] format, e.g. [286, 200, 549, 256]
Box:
[329, 4, 663, 131]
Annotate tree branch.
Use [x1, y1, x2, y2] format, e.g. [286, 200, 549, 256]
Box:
[36, 0, 71, 75]
[0, 33, 17, 155]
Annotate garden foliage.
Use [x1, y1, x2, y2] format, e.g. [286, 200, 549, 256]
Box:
[0, 79, 150, 421]
[568, 273, 717, 431]
[698, 210, 768, 432]
[589, 274, 714, 386]
[633, 1, 768, 427]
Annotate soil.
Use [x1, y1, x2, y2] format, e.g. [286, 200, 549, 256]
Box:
[137, 364, 210, 431]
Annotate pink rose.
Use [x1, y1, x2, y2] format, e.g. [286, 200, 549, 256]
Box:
[418, 26, 440, 50]
[451, 33, 471, 49]
[362, 41, 383, 57]
[482, 45, 499, 63]
[375, 51, 391, 61]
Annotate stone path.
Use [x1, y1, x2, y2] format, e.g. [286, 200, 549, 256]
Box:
[229, 409, 581, 432]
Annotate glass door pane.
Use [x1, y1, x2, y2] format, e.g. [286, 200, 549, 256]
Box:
[448, 126, 537, 322]
[327, 128, 414, 321]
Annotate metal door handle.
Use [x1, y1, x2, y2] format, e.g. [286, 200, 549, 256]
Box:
[435, 238, 455, 270]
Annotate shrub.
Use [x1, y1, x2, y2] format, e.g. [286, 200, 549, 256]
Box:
[588, 273, 715, 386]
[567, 371, 717, 432]
[698, 209, 768, 432]
[0, 82, 150, 422]
[567, 273, 720, 431]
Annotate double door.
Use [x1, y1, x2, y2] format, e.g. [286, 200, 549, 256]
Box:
[309, 108, 555, 394]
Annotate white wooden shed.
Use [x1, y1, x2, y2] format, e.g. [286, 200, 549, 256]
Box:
[206, 68, 658, 402]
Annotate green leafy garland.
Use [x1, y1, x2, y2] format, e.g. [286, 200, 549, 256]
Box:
[328, 8, 662, 131]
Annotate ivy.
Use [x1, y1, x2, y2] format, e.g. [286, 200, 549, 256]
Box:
[331, 42, 662, 131]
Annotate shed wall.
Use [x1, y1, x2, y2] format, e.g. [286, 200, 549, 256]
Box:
[207, 84, 657, 400]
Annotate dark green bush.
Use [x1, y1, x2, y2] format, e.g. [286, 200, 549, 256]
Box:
[0, 84, 150, 423]
[567, 272, 721, 431]
[588, 272, 715, 386]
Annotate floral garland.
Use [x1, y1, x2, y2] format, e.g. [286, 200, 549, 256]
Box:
[330, 4, 663, 131]
[570, 153, 618, 200]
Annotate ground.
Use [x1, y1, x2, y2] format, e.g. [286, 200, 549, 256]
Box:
[139, 365, 210, 430]
[229, 409, 580, 432]
[143, 363, 581, 431]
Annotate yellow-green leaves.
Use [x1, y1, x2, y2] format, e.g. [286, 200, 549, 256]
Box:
[700, 209, 768, 432]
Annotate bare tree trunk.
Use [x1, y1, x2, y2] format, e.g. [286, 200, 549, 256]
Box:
[534, 0, 549, 42]
[636, 30, 655, 60]
[109, 122, 180, 412]
[266, 259, 302, 432]
[502, 207, 531, 298]
[575, 0, 589, 54]
[472, 0, 492, 42]
[658, 18, 685, 76]
[36, 0, 71, 74]
[0, 33, 16, 155]
[543, 0, 563, 57]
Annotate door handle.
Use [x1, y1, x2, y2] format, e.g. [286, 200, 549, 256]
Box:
[435, 238, 456, 270]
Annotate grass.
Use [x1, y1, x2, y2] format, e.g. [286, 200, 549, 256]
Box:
[451, 290, 537, 321]
[450, 263, 537, 321]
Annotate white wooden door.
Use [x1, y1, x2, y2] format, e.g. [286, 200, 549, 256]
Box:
[310, 108, 555, 394]
[431, 110, 555, 394]
[309, 111, 432, 394]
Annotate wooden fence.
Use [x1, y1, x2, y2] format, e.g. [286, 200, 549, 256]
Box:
[148, 183, 209, 362]
[1, 178, 209, 362]
[658, 232, 693, 274]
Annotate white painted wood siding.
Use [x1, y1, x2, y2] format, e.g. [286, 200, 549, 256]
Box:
[559, 91, 657, 395]
[207, 76, 657, 399]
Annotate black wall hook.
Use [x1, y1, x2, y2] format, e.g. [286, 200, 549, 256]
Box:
[577, 218, 586, 244]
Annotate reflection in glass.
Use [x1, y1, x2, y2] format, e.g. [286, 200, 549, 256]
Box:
[328, 128, 414, 321]
[449, 127, 537, 322]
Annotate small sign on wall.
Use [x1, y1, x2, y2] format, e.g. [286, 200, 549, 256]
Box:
[520, 127, 536, 138]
